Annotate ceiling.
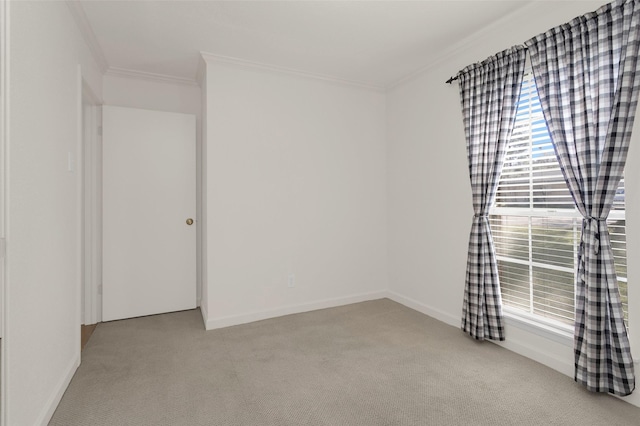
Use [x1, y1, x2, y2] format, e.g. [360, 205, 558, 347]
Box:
[78, 1, 539, 89]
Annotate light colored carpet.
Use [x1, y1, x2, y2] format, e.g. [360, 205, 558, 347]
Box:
[50, 299, 640, 425]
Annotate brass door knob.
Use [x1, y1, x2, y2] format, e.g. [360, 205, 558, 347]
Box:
[186, 218, 194, 226]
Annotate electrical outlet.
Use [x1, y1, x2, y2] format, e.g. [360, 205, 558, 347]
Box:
[287, 273, 295, 288]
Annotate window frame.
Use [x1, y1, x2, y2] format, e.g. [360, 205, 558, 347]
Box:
[489, 69, 627, 333]
[491, 207, 626, 332]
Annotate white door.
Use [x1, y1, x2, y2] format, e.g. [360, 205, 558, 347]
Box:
[102, 106, 196, 321]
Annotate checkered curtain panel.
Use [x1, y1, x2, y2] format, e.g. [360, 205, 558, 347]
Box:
[457, 46, 526, 341]
[525, 0, 640, 396]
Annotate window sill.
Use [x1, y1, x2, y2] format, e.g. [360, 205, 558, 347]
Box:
[503, 307, 573, 347]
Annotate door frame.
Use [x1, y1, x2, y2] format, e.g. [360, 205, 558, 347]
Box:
[80, 76, 102, 326]
[0, 0, 8, 424]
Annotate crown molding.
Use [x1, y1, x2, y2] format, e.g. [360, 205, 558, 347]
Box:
[105, 67, 199, 87]
[66, 1, 108, 73]
[200, 52, 384, 92]
[387, 1, 537, 90]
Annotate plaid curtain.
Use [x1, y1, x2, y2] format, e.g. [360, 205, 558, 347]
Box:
[525, 0, 640, 396]
[457, 46, 526, 341]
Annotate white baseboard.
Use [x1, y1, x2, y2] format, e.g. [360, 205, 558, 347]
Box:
[387, 291, 572, 375]
[204, 290, 388, 330]
[386, 290, 460, 328]
[493, 334, 640, 407]
[200, 302, 209, 328]
[617, 386, 640, 407]
[36, 354, 80, 426]
[491, 337, 573, 377]
[200, 287, 640, 407]
[387, 289, 640, 408]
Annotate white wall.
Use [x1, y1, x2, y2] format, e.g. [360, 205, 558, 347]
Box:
[386, 0, 640, 406]
[6, 1, 103, 424]
[202, 61, 388, 328]
[8, 2, 640, 422]
[198, 63, 209, 325]
[103, 74, 200, 117]
[102, 74, 203, 306]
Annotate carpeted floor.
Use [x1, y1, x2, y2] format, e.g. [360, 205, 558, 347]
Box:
[50, 299, 640, 425]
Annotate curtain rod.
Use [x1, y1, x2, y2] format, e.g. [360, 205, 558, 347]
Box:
[444, 0, 607, 85]
[446, 42, 533, 84]
[446, 65, 533, 84]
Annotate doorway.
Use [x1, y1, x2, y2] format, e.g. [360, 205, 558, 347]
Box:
[101, 106, 196, 322]
[81, 79, 102, 341]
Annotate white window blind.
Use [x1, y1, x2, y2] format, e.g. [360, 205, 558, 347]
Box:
[490, 72, 628, 327]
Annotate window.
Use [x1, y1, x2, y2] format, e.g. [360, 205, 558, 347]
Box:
[490, 72, 628, 327]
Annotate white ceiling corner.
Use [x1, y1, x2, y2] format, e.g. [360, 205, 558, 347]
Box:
[199, 52, 385, 92]
[66, 0, 108, 73]
[71, 1, 605, 91]
[385, 1, 541, 90]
